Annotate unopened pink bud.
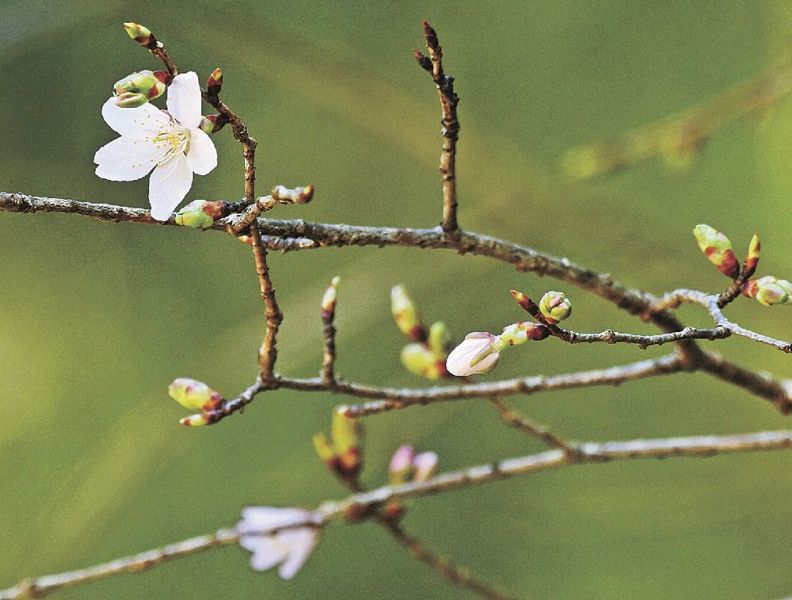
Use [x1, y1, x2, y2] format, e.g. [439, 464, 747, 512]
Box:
[412, 451, 439, 482]
[446, 332, 500, 377]
[389, 445, 415, 484]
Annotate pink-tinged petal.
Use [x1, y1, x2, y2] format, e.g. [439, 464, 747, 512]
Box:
[167, 72, 202, 129]
[101, 97, 170, 139]
[94, 137, 158, 181]
[446, 332, 500, 377]
[187, 129, 218, 175]
[148, 155, 193, 220]
[277, 529, 319, 580]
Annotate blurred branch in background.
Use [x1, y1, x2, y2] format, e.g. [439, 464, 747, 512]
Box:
[2, 429, 790, 600]
[563, 54, 792, 179]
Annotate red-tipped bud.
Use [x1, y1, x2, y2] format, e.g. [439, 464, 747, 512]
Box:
[743, 234, 761, 278]
[123, 22, 155, 48]
[199, 114, 226, 134]
[510, 289, 537, 314]
[206, 68, 223, 96]
[743, 276, 792, 307]
[693, 224, 740, 279]
[175, 200, 230, 228]
[391, 285, 426, 342]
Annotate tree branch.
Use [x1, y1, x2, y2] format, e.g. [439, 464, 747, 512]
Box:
[2, 193, 791, 414]
[414, 21, 461, 234]
[4, 430, 790, 599]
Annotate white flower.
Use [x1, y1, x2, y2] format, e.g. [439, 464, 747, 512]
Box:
[446, 332, 500, 376]
[237, 507, 322, 580]
[94, 71, 217, 221]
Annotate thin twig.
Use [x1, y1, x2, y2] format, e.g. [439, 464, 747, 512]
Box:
[376, 516, 515, 600]
[0, 528, 239, 600]
[650, 289, 792, 353]
[488, 397, 578, 455]
[415, 21, 460, 234]
[338, 471, 512, 599]
[230, 184, 315, 234]
[4, 430, 791, 599]
[2, 194, 791, 412]
[320, 276, 340, 385]
[250, 232, 283, 381]
[216, 353, 683, 421]
[133, 27, 285, 381]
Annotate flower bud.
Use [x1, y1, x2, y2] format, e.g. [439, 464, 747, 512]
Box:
[312, 432, 336, 465]
[179, 413, 210, 427]
[743, 234, 760, 277]
[175, 200, 230, 228]
[412, 451, 439, 482]
[331, 410, 361, 457]
[496, 321, 550, 348]
[510, 289, 536, 313]
[321, 276, 340, 315]
[123, 22, 155, 47]
[539, 291, 571, 324]
[114, 92, 149, 108]
[400, 343, 445, 380]
[199, 114, 226, 134]
[114, 70, 167, 101]
[168, 378, 222, 411]
[391, 285, 426, 341]
[207, 68, 223, 96]
[744, 276, 791, 306]
[446, 332, 500, 377]
[388, 445, 415, 485]
[693, 224, 740, 279]
[427, 321, 450, 357]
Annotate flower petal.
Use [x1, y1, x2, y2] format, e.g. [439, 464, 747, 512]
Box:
[239, 507, 311, 532]
[101, 97, 170, 139]
[167, 72, 202, 129]
[277, 529, 319, 580]
[148, 155, 193, 220]
[249, 543, 286, 573]
[94, 137, 158, 181]
[187, 129, 218, 175]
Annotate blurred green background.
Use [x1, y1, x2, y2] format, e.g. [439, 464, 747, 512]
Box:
[2, 1, 792, 598]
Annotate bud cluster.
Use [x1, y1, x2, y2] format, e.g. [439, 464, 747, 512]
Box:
[743, 276, 792, 307]
[383, 445, 439, 519]
[445, 289, 567, 377]
[313, 409, 363, 482]
[112, 70, 169, 108]
[391, 286, 451, 380]
[168, 378, 226, 426]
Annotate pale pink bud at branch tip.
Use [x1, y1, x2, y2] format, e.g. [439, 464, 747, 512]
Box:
[445, 332, 500, 377]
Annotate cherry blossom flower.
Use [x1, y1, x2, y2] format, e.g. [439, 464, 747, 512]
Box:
[94, 71, 217, 221]
[237, 507, 322, 580]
